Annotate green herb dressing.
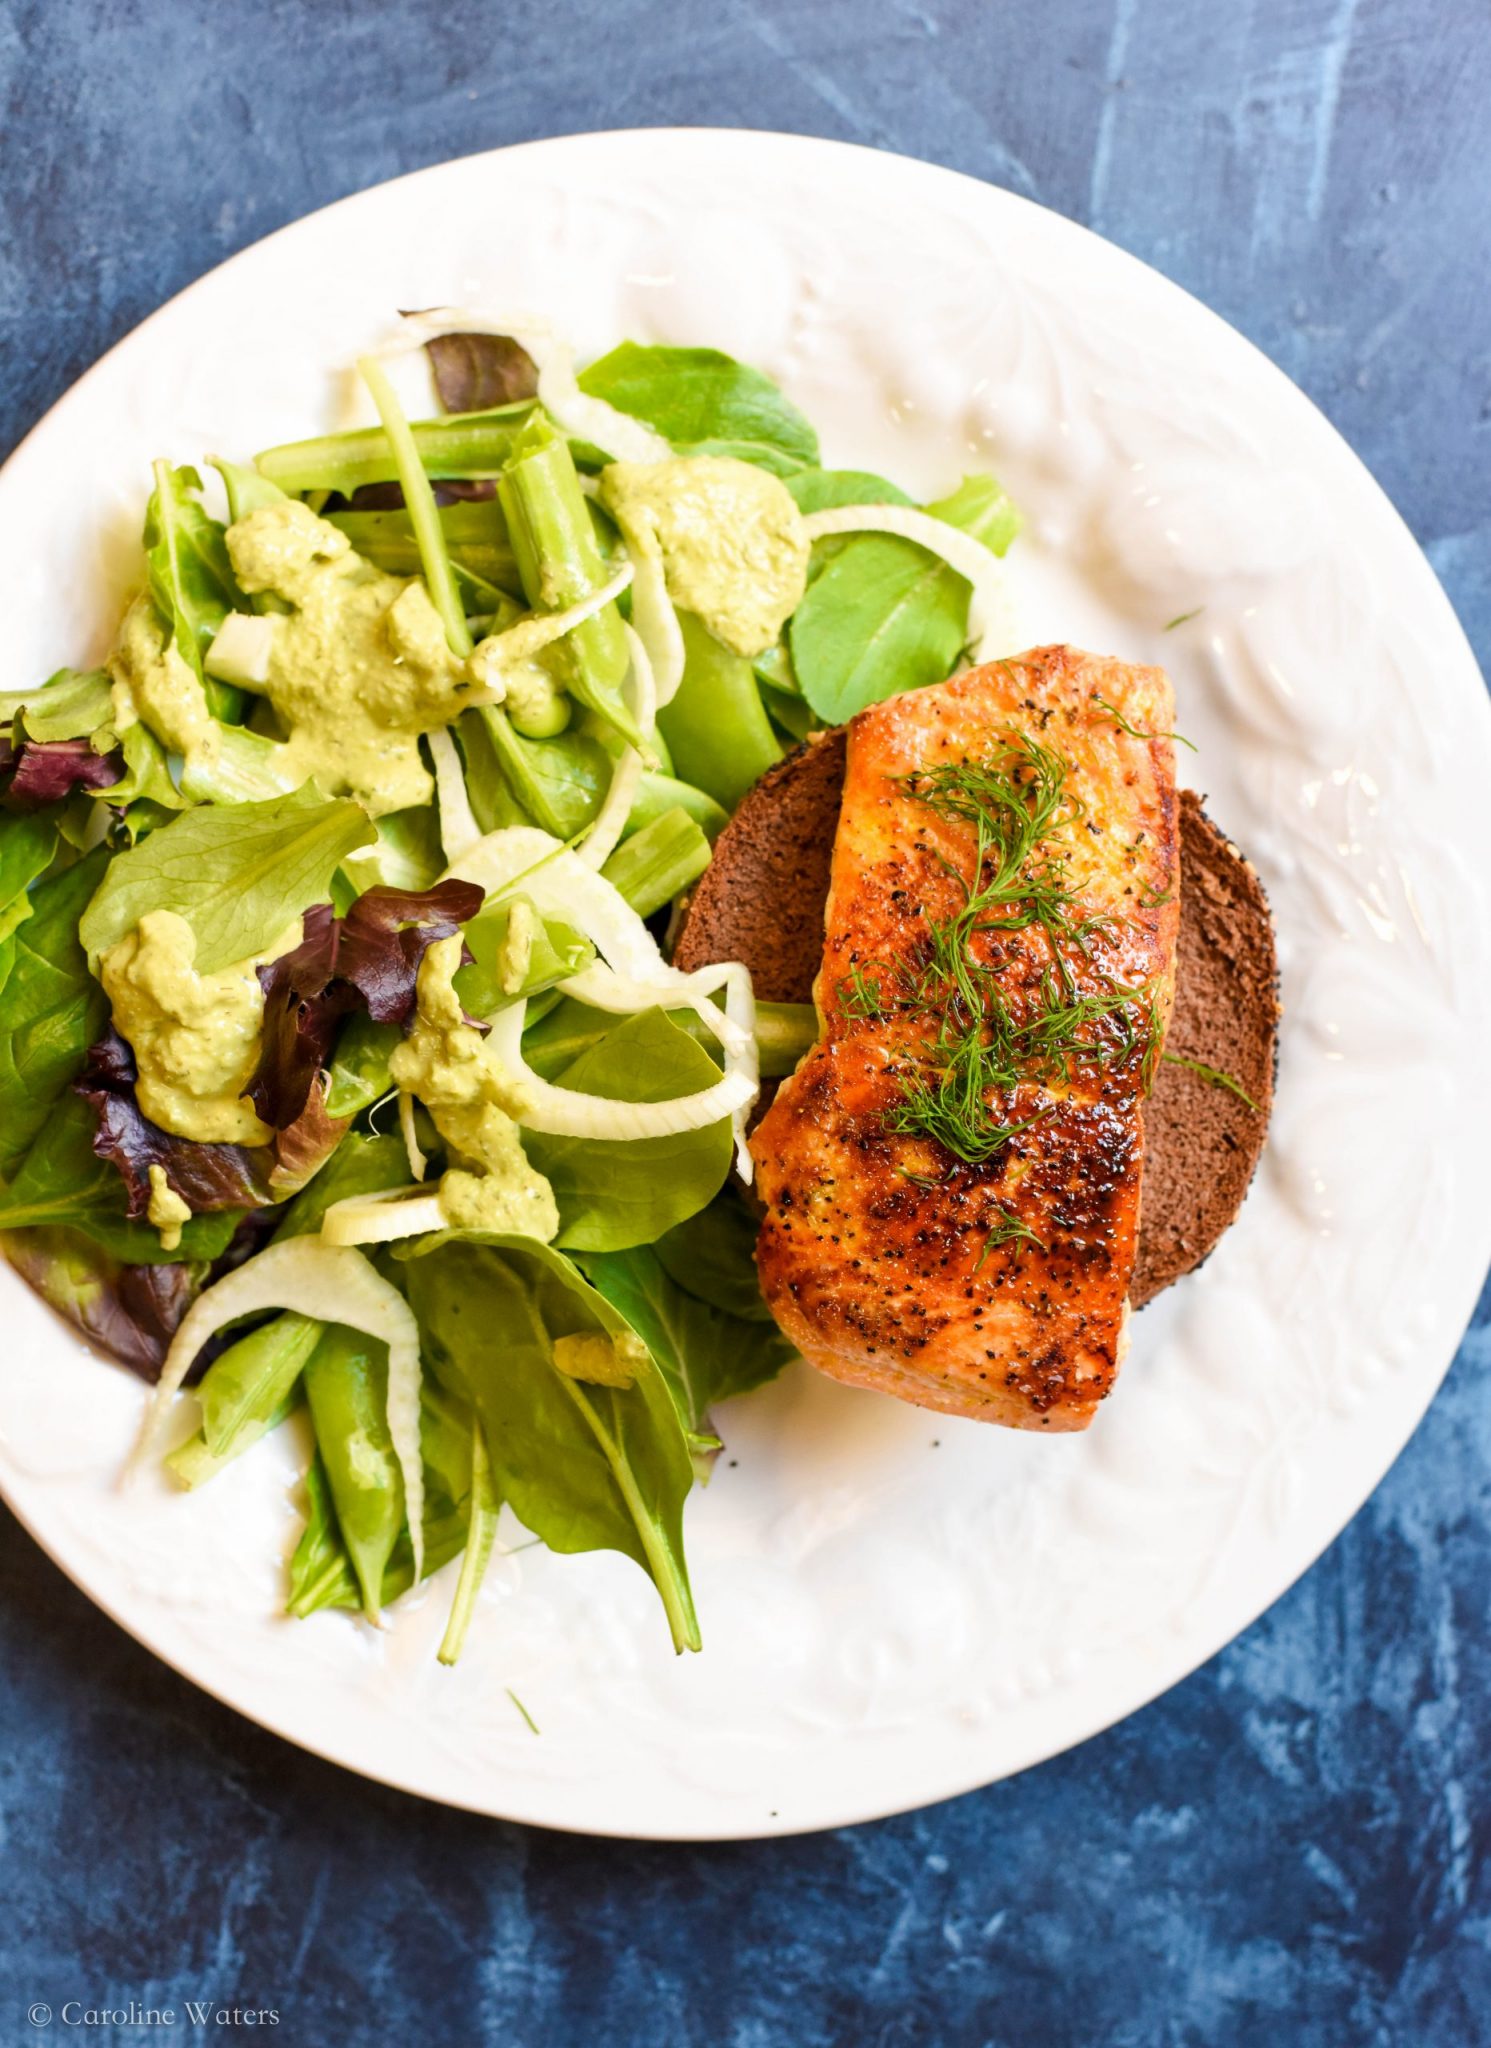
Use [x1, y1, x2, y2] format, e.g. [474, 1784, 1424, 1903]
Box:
[599, 455, 810, 657]
[224, 500, 476, 816]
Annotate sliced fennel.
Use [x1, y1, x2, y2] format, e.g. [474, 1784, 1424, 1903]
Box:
[135, 1239, 428, 1593]
[487, 997, 756, 1155]
[800, 503, 1010, 660]
[205, 611, 281, 687]
[612, 510, 685, 706]
[321, 1185, 448, 1246]
[576, 623, 652, 872]
[426, 724, 482, 863]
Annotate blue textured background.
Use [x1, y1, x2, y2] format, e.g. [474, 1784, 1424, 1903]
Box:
[2, 2, 1488, 2042]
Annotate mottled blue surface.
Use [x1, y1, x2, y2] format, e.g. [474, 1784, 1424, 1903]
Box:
[2, 1, 1489, 2041]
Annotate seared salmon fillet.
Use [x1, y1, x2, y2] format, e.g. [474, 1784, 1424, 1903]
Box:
[750, 647, 1181, 1429]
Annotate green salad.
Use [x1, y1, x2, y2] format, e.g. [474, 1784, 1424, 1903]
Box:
[0, 315, 1020, 1658]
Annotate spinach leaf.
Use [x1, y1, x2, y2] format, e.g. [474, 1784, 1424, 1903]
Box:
[0, 1093, 241, 1261]
[78, 787, 374, 973]
[404, 1235, 699, 1651]
[654, 1187, 777, 1323]
[578, 343, 819, 475]
[523, 1008, 732, 1251]
[0, 667, 115, 742]
[271, 1127, 408, 1239]
[786, 469, 913, 513]
[580, 1242, 795, 1444]
[788, 532, 968, 723]
[0, 813, 60, 942]
[656, 610, 782, 812]
[0, 847, 108, 1176]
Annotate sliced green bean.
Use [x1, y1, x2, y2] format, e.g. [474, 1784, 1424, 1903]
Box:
[256, 407, 534, 496]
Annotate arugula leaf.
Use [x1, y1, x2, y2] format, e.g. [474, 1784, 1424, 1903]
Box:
[580, 1242, 795, 1444]
[654, 1187, 777, 1323]
[578, 343, 818, 475]
[144, 462, 243, 719]
[786, 469, 913, 513]
[788, 532, 969, 723]
[0, 1093, 241, 1261]
[523, 1009, 732, 1251]
[404, 1235, 699, 1651]
[78, 787, 374, 974]
[0, 847, 108, 1176]
[0, 667, 115, 742]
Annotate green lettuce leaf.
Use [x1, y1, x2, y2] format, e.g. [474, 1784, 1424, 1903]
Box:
[0, 813, 60, 942]
[578, 343, 819, 475]
[0, 847, 108, 1176]
[0, 667, 115, 742]
[78, 786, 374, 973]
[522, 1008, 732, 1251]
[144, 462, 240, 700]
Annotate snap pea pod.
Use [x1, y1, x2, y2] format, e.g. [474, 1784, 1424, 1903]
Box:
[468, 703, 609, 841]
[498, 413, 644, 749]
[657, 610, 782, 812]
[626, 771, 729, 843]
[325, 503, 523, 599]
[289, 1382, 476, 1618]
[163, 1312, 320, 1487]
[166, 1389, 301, 1491]
[599, 806, 711, 918]
[255, 406, 536, 497]
[302, 1322, 404, 1620]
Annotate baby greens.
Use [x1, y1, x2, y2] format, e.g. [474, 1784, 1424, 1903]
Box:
[0, 318, 1028, 1667]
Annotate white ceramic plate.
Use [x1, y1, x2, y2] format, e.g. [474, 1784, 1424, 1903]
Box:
[3, 130, 1488, 1840]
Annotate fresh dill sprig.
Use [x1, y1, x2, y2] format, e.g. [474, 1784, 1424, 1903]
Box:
[1092, 693, 1197, 754]
[1164, 607, 1204, 631]
[973, 1211, 1046, 1272]
[1161, 1051, 1260, 1111]
[839, 963, 887, 1020]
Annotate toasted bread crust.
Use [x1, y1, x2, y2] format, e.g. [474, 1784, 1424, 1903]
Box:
[676, 731, 1277, 1307]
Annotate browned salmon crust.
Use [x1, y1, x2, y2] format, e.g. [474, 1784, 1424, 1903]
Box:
[749, 648, 1181, 1429]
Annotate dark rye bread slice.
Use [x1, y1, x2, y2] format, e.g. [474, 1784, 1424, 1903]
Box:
[674, 729, 1278, 1307]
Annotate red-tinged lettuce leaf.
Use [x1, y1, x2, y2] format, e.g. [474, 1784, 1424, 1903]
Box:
[248, 880, 483, 1128]
[1, 1224, 205, 1381]
[76, 1030, 277, 1216]
[336, 881, 484, 1023]
[424, 331, 539, 413]
[266, 1078, 350, 1198]
[248, 904, 360, 1128]
[2, 735, 122, 807]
